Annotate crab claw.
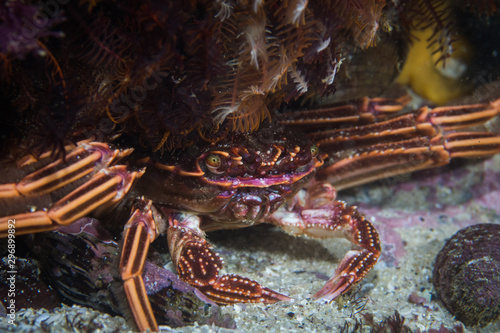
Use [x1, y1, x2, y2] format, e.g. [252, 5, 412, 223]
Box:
[198, 274, 291, 304]
[312, 248, 378, 301]
[311, 212, 380, 301]
[269, 182, 380, 301]
[166, 211, 291, 304]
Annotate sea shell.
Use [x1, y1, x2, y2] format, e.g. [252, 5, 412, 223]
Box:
[433, 223, 500, 327]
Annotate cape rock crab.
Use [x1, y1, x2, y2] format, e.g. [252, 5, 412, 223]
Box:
[2, 96, 500, 332]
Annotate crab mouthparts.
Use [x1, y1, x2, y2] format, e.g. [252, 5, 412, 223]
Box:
[205, 165, 317, 189]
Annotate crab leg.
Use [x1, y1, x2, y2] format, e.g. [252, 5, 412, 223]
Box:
[120, 199, 163, 332]
[321, 132, 500, 190]
[314, 99, 500, 150]
[316, 99, 500, 189]
[0, 166, 142, 236]
[267, 182, 381, 300]
[280, 95, 410, 130]
[166, 210, 291, 304]
[0, 141, 133, 199]
[0, 142, 141, 237]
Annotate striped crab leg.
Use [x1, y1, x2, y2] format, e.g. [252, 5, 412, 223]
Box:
[0, 142, 158, 331]
[321, 133, 500, 190]
[0, 142, 141, 236]
[120, 201, 292, 332]
[312, 99, 500, 190]
[279, 95, 411, 130]
[120, 199, 163, 332]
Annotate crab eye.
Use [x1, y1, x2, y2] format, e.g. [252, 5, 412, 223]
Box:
[310, 144, 319, 157]
[205, 154, 225, 174]
[206, 154, 220, 167]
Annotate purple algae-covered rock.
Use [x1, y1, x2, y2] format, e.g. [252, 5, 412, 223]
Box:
[433, 223, 500, 327]
[0, 257, 60, 311]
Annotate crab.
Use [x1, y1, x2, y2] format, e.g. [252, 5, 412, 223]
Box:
[2, 94, 500, 331]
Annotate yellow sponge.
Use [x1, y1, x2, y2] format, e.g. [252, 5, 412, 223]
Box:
[397, 28, 472, 105]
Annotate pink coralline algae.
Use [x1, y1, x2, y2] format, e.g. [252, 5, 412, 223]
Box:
[433, 223, 500, 327]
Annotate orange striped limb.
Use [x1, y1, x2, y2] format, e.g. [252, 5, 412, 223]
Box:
[319, 131, 500, 190]
[312, 99, 500, 154]
[0, 165, 143, 237]
[312, 112, 438, 152]
[0, 212, 56, 236]
[443, 132, 500, 158]
[279, 95, 410, 130]
[310, 98, 500, 190]
[120, 199, 164, 332]
[0, 141, 133, 199]
[420, 98, 500, 130]
[16, 139, 91, 167]
[166, 212, 291, 304]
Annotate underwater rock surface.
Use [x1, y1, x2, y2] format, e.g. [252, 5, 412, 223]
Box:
[433, 223, 500, 327]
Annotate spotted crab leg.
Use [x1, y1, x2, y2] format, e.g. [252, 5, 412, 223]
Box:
[0, 142, 141, 236]
[120, 199, 163, 332]
[165, 210, 291, 304]
[315, 99, 500, 189]
[267, 182, 381, 300]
